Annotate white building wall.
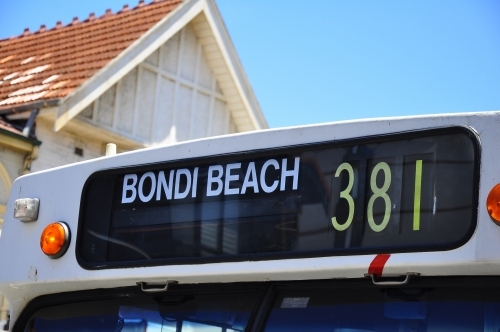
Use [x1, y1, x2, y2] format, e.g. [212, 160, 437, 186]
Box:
[31, 120, 103, 173]
[78, 24, 237, 147]
[0, 147, 25, 232]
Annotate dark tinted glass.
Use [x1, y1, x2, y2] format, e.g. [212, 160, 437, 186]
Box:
[264, 285, 500, 332]
[23, 290, 260, 332]
[78, 127, 479, 268]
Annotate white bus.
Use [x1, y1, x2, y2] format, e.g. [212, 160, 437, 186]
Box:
[1, 111, 499, 331]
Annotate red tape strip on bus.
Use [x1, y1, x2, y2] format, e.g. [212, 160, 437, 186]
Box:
[368, 254, 391, 276]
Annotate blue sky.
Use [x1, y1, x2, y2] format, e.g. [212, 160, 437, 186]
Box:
[1, 0, 500, 128]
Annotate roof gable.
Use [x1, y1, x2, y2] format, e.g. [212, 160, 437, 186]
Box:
[73, 23, 237, 147]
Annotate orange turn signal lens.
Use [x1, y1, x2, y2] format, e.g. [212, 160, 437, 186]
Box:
[40, 222, 70, 259]
[487, 184, 500, 224]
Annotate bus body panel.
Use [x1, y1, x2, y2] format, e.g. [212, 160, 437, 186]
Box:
[1, 111, 499, 323]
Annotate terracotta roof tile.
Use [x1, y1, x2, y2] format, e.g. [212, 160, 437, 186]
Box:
[0, 0, 182, 110]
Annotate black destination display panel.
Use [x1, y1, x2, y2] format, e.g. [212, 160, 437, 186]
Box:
[77, 127, 480, 269]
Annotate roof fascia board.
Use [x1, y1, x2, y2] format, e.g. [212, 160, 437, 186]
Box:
[54, 0, 204, 132]
[64, 117, 146, 151]
[203, 0, 268, 130]
[0, 131, 38, 153]
[39, 109, 144, 150]
[0, 99, 60, 116]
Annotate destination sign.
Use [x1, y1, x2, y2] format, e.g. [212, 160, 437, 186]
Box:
[119, 157, 299, 204]
[77, 127, 479, 269]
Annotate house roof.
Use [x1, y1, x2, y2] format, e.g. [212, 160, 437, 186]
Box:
[0, 117, 41, 147]
[0, 117, 23, 136]
[0, 0, 182, 111]
[1, 0, 267, 137]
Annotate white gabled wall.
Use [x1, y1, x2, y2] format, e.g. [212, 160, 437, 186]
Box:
[77, 24, 237, 147]
[31, 119, 103, 172]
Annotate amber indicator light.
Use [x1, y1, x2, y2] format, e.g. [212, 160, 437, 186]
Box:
[40, 222, 70, 259]
[487, 184, 500, 224]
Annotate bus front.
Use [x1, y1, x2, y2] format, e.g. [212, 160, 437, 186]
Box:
[2, 112, 500, 331]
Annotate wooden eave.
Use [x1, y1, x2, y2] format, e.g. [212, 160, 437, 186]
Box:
[0, 128, 40, 153]
[38, 109, 144, 151]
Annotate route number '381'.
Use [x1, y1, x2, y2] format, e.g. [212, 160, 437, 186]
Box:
[331, 160, 423, 233]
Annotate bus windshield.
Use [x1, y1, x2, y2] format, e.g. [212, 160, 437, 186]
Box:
[23, 288, 262, 332]
[20, 279, 500, 332]
[264, 283, 500, 332]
